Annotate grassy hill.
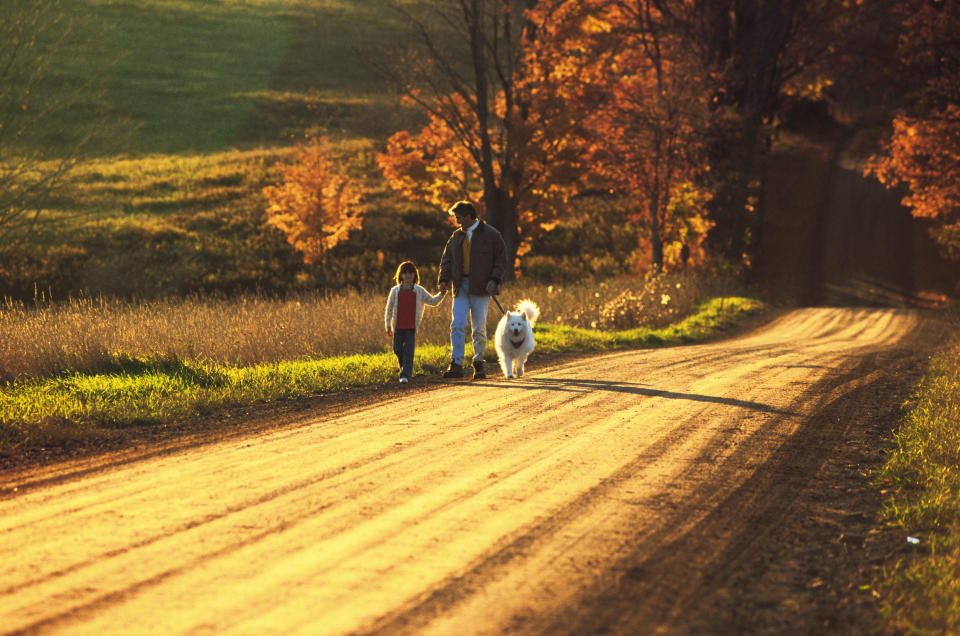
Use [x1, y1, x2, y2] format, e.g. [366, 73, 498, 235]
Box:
[2, 0, 646, 301]
[0, 1, 456, 299]
[17, 0, 407, 158]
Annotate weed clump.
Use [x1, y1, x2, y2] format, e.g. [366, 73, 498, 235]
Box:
[598, 274, 700, 330]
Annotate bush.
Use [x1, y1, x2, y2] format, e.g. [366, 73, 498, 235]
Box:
[599, 272, 701, 329]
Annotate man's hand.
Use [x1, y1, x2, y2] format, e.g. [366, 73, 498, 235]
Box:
[486, 280, 499, 296]
[438, 281, 449, 294]
[387, 330, 393, 337]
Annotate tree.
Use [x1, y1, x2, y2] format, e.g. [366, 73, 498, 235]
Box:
[378, 94, 487, 209]
[377, 0, 852, 275]
[674, 0, 856, 270]
[376, 0, 588, 276]
[528, 0, 867, 273]
[588, 1, 712, 272]
[263, 138, 364, 265]
[865, 0, 960, 260]
[522, 0, 713, 272]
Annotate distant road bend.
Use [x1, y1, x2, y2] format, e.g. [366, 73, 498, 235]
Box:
[0, 307, 942, 634]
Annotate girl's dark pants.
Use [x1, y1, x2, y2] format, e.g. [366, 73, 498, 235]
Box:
[393, 328, 416, 380]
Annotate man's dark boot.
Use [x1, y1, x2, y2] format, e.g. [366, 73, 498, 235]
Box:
[472, 360, 486, 379]
[442, 361, 463, 378]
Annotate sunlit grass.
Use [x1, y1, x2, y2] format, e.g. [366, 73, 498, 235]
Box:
[24, 138, 391, 250]
[876, 333, 960, 634]
[0, 288, 395, 382]
[0, 278, 764, 452]
[0, 274, 731, 383]
[0, 352, 414, 450]
[25, 148, 288, 245]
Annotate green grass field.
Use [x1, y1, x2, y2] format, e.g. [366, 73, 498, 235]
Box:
[5, 0, 636, 300]
[18, 0, 404, 158]
[3, 0, 440, 299]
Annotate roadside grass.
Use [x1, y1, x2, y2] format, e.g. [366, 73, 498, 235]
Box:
[0, 352, 416, 451]
[876, 333, 960, 634]
[0, 280, 765, 453]
[0, 274, 720, 383]
[534, 297, 759, 354]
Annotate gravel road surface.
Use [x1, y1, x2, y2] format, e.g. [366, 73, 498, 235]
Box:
[0, 307, 945, 635]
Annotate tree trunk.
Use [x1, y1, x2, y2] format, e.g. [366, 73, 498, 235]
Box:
[649, 196, 664, 272]
[483, 185, 519, 279]
[704, 118, 764, 268]
[466, 0, 525, 279]
[695, 0, 803, 270]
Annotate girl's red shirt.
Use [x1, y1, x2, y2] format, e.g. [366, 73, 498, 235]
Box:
[396, 288, 417, 330]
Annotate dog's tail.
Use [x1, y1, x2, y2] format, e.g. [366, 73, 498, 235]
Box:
[515, 299, 540, 326]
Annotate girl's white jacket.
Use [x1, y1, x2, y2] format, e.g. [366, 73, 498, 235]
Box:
[384, 284, 445, 332]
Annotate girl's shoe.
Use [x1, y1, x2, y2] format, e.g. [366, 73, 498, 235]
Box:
[399, 377, 410, 384]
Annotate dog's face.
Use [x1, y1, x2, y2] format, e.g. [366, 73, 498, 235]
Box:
[506, 312, 528, 339]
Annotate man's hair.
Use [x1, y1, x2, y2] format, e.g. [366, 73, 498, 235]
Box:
[447, 200, 477, 219]
[395, 260, 419, 285]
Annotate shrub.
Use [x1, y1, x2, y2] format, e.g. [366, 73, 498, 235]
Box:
[599, 272, 700, 329]
[263, 137, 365, 265]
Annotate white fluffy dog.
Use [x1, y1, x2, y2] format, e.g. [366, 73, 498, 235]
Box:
[494, 299, 541, 379]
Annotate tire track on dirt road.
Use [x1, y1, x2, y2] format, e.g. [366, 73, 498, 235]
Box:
[0, 307, 946, 635]
[539, 354, 899, 635]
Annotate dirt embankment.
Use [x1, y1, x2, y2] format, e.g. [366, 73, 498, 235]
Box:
[0, 307, 950, 635]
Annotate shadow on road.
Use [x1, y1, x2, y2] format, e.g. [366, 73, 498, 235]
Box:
[473, 376, 799, 417]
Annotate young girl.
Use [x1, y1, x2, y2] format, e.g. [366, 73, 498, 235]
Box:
[384, 260, 445, 384]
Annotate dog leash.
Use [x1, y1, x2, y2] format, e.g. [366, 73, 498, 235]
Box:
[489, 292, 506, 316]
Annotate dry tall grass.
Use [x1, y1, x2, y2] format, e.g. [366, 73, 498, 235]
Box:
[0, 274, 726, 384]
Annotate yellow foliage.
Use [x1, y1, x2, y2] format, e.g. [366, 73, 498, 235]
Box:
[262, 137, 364, 265]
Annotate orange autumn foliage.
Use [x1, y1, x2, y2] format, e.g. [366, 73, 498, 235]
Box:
[865, 1, 960, 260]
[379, 0, 714, 272]
[374, 1, 600, 272]
[867, 107, 960, 259]
[377, 95, 484, 209]
[525, 0, 713, 271]
[376, 88, 586, 258]
[263, 138, 364, 265]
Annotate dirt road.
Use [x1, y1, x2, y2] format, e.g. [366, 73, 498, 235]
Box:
[0, 307, 945, 635]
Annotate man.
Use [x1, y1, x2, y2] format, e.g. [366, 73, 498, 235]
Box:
[437, 200, 507, 379]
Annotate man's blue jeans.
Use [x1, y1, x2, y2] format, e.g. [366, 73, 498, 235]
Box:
[451, 276, 490, 365]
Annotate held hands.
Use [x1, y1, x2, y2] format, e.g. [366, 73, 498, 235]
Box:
[435, 280, 497, 294]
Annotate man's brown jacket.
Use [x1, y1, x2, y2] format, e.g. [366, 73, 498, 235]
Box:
[438, 221, 507, 296]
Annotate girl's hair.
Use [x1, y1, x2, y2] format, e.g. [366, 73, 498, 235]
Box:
[395, 260, 419, 284]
